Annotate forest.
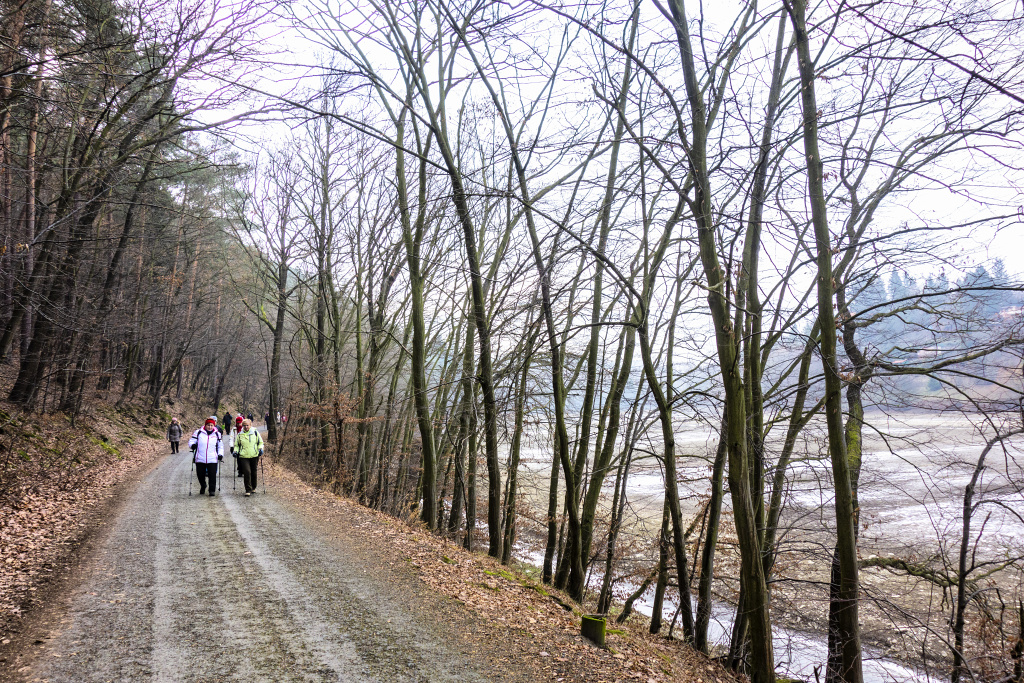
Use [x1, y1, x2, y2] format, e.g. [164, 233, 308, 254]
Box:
[1, 0, 1023, 681]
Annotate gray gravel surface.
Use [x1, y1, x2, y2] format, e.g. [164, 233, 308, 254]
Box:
[29, 453, 494, 682]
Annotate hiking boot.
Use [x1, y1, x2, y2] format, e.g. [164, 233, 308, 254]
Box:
[209, 491, 216, 497]
[244, 492, 251, 497]
[199, 487, 206, 495]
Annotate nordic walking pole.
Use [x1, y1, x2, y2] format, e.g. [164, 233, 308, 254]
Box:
[260, 453, 266, 495]
[233, 449, 237, 491]
[189, 438, 198, 495]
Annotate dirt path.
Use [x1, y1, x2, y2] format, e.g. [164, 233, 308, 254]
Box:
[15, 452, 520, 682]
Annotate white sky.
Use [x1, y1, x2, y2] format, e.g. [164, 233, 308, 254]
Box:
[198, 0, 1024, 282]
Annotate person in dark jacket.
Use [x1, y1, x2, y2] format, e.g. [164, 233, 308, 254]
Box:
[222, 411, 232, 435]
[167, 417, 183, 453]
[189, 416, 223, 496]
[232, 414, 244, 476]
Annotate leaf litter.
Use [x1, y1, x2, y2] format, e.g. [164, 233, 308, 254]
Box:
[273, 466, 740, 683]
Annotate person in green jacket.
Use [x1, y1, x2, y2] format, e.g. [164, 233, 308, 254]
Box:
[234, 418, 264, 496]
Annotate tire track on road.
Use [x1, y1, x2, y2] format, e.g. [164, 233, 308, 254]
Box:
[33, 449, 490, 682]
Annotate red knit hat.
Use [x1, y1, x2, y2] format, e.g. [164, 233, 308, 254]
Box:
[205, 416, 217, 426]
[235, 415, 244, 425]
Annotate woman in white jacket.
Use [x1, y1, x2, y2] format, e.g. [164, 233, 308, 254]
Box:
[189, 416, 223, 496]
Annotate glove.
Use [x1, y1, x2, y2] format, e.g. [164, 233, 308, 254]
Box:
[190, 444, 197, 453]
[258, 449, 264, 457]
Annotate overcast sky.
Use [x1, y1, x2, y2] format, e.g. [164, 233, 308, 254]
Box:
[208, 0, 1024, 282]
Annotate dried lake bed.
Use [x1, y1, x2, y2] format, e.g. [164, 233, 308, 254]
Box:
[509, 410, 1024, 681]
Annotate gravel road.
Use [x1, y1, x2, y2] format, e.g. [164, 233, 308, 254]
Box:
[27, 452, 496, 682]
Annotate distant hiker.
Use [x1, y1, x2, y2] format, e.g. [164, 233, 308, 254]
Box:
[222, 411, 232, 435]
[232, 414, 245, 476]
[189, 416, 223, 496]
[235, 419, 264, 496]
[167, 417, 182, 454]
[223, 418, 234, 462]
[246, 412, 254, 422]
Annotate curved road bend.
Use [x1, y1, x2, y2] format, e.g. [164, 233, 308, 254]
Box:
[30, 451, 492, 682]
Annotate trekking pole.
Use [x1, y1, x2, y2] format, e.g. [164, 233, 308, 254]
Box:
[260, 454, 266, 495]
[189, 456, 194, 496]
[233, 451, 237, 491]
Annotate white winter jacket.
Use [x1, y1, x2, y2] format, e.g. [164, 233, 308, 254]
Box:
[189, 428, 222, 464]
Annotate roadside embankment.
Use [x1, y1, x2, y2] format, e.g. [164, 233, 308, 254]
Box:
[0, 398, 201, 645]
[277, 464, 737, 682]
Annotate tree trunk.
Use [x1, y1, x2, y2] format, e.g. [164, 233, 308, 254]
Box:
[787, 1, 863, 679]
[663, 0, 771, 662]
[951, 430, 1021, 683]
[501, 325, 535, 564]
[597, 442, 633, 615]
[463, 384, 478, 552]
[395, 114, 438, 531]
[581, 325, 634, 568]
[449, 318, 474, 536]
[695, 421, 727, 650]
[650, 495, 671, 634]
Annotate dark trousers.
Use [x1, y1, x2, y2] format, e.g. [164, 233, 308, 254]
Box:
[170, 441, 179, 453]
[239, 456, 259, 493]
[196, 462, 219, 493]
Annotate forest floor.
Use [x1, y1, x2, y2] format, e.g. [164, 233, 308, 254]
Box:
[0, 395, 734, 682]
